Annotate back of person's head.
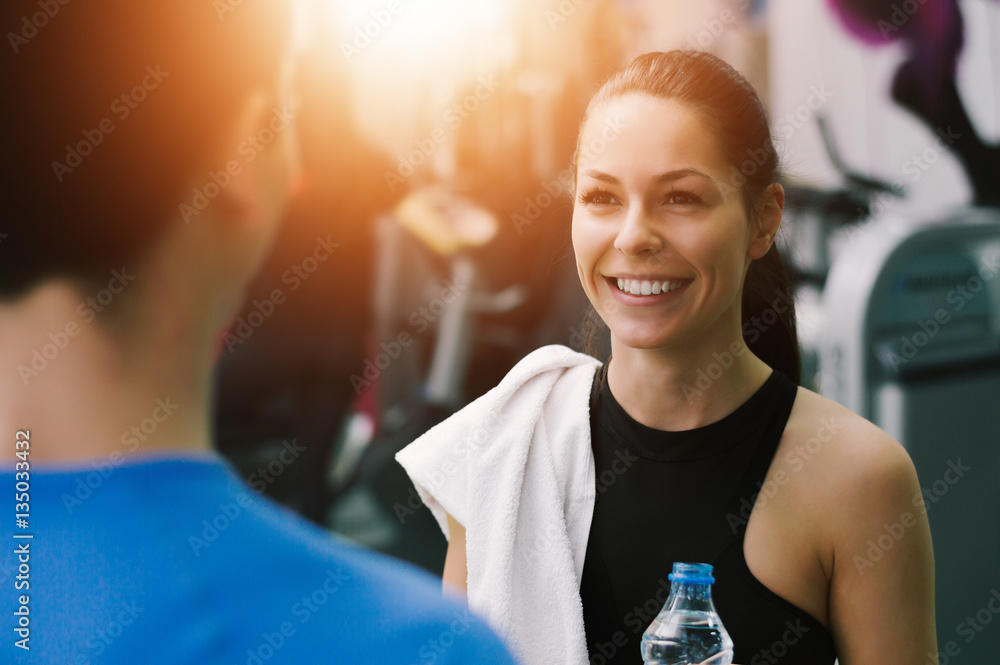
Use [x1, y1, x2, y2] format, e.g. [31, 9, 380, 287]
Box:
[575, 50, 800, 383]
[1, 0, 293, 301]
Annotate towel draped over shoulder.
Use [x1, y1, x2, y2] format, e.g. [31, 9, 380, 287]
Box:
[396, 344, 602, 665]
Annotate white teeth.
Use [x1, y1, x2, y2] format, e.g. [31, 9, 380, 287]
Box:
[615, 277, 688, 295]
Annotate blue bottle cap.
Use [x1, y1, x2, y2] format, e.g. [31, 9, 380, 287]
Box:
[668, 562, 715, 585]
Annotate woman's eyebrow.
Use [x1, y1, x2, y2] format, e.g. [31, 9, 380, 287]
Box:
[580, 169, 620, 185]
[580, 168, 716, 186]
[649, 168, 716, 186]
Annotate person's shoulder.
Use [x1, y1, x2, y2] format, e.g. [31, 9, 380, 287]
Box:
[302, 540, 518, 662]
[786, 385, 913, 473]
[779, 386, 936, 590]
[781, 385, 920, 522]
[235, 499, 518, 662]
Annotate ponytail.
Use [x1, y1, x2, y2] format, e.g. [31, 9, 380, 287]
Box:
[742, 245, 800, 384]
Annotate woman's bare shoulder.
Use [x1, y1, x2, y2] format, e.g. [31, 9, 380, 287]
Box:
[784, 385, 911, 467]
[778, 385, 922, 538]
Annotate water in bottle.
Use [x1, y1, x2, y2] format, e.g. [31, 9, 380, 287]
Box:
[641, 562, 733, 665]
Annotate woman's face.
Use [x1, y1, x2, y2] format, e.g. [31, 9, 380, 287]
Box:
[571, 93, 772, 351]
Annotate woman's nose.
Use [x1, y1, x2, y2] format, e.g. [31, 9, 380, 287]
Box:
[613, 206, 663, 256]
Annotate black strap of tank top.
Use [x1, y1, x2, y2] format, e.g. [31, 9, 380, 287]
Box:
[726, 370, 799, 534]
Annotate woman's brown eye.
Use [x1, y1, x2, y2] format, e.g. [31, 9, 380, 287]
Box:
[665, 191, 701, 205]
[582, 190, 617, 205]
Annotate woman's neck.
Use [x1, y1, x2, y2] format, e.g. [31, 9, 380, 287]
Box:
[606, 329, 774, 432]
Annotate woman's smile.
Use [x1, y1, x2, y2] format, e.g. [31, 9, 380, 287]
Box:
[606, 275, 693, 303]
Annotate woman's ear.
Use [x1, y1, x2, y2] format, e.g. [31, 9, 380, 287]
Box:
[747, 182, 784, 260]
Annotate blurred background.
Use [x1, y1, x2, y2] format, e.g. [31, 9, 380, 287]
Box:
[210, 1, 1000, 660]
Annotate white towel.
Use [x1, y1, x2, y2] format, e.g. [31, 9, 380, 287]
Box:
[396, 344, 602, 665]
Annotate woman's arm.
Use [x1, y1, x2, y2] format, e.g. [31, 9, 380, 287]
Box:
[827, 428, 937, 663]
[443, 512, 468, 597]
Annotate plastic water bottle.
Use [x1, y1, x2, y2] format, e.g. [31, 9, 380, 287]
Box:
[640, 562, 734, 665]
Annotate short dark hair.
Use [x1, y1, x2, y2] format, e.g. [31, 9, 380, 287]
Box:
[575, 51, 800, 383]
[0, 0, 293, 299]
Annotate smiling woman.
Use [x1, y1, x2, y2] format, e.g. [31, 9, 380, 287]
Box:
[397, 50, 936, 665]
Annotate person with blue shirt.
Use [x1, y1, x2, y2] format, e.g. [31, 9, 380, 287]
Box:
[0, 2, 518, 663]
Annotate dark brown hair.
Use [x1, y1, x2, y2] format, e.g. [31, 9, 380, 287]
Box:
[574, 50, 800, 384]
[1, 1, 292, 299]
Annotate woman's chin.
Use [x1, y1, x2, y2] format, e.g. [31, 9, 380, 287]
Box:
[608, 322, 679, 352]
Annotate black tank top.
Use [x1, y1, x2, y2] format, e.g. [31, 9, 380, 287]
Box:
[580, 364, 837, 664]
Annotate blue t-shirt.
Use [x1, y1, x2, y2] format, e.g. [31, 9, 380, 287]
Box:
[0, 453, 517, 664]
